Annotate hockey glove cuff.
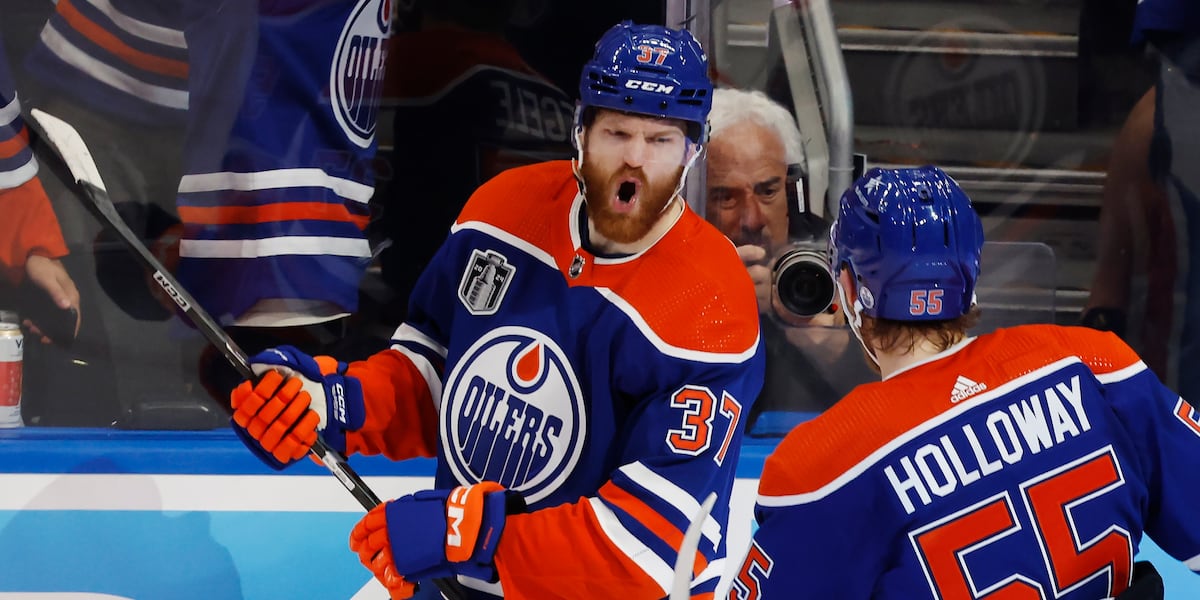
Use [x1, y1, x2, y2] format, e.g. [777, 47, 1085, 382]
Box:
[350, 482, 521, 585]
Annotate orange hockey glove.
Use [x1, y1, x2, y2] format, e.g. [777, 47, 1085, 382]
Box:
[349, 503, 418, 599]
[230, 370, 320, 468]
[229, 346, 364, 469]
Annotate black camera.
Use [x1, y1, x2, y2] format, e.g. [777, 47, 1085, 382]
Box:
[772, 242, 836, 318]
[771, 164, 837, 319]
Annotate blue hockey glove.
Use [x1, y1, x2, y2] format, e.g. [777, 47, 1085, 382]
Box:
[230, 345, 365, 469]
[349, 482, 524, 585]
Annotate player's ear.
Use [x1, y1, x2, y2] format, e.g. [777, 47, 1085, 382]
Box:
[571, 103, 586, 152]
[838, 270, 858, 308]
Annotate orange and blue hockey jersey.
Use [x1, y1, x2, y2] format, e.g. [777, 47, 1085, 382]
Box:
[733, 324, 1200, 599]
[340, 160, 765, 598]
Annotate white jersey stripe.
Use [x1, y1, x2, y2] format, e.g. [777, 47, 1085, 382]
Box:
[1095, 360, 1148, 384]
[178, 169, 375, 205]
[0, 95, 21, 127]
[1185, 552, 1200, 571]
[450, 221, 558, 269]
[587, 497, 673, 595]
[387, 345, 444, 413]
[0, 156, 38, 190]
[40, 25, 188, 109]
[79, 0, 187, 48]
[695, 557, 725, 586]
[180, 236, 370, 259]
[758, 356, 1085, 507]
[391, 323, 449, 358]
[619, 462, 722, 548]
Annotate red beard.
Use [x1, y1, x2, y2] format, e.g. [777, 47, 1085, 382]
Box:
[580, 160, 683, 245]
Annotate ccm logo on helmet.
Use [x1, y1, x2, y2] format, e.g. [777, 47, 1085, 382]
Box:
[625, 80, 675, 94]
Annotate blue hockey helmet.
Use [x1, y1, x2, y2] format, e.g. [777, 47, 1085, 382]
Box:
[577, 21, 712, 144]
[828, 166, 984, 321]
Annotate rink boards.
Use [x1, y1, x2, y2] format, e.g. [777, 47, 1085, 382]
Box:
[0, 428, 1195, 599]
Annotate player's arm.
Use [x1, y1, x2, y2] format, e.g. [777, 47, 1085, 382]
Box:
[1097, 332, 1200, 567]
[229, 327, 443, 469]
[493, 357, 764, 598]
[340, 324, 442, 459]
[1081, 88, 1157, 334]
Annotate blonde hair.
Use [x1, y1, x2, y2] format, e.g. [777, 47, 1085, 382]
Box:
[859, 307, 982, 355]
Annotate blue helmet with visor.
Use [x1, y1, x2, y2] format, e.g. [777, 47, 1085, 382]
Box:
[577, 21, 712, 144]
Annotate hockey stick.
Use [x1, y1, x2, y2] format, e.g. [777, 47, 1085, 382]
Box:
[670, 491, 718, 600]
[27, 108, 467, 600]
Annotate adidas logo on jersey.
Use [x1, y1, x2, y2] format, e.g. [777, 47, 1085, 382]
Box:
[950, 375, 987, 403]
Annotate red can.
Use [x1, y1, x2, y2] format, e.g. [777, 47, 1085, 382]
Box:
[0, 322, 23, 428]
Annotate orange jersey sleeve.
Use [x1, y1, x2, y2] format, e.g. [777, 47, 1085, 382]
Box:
[495, 498, 675, 599]
[0, 175, 69, 284]
[342, 347, 439, 461]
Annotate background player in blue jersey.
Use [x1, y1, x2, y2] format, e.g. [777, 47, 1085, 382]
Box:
[730, 166, 1192, 599]
[228, 21, 765, 599]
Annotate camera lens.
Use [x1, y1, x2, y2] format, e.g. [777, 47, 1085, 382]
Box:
[773, 249, 836, 318]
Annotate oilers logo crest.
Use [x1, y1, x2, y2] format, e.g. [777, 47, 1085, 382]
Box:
[441, 327, 586, 503]
[459, 249, 515, 315]
[330, 0, 391, 148]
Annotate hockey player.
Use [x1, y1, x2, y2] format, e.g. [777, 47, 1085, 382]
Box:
[731, 166, 1182, 599]
[230, 21, 764, 599]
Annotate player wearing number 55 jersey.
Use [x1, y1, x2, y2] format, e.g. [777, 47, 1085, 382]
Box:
[732, 166, 1189, 599]
[229, 21, 764, 599]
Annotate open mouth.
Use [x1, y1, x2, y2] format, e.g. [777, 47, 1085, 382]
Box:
[617, 181, 637, 204]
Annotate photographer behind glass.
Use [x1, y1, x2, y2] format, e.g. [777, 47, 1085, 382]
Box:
[706, 88, 873, 428]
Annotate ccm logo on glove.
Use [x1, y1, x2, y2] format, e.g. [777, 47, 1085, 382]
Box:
[446, 483, 502, 562]
[332, 382, 346, 422]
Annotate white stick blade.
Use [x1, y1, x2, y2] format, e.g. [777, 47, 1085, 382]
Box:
[29, 108, 109, 192]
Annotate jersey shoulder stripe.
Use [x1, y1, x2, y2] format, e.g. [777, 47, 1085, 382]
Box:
[758, 324, 1143, 501]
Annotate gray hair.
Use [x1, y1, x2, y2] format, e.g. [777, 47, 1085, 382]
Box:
[708, 87, 805, 165]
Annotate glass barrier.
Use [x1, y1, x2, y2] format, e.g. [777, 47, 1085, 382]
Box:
[0, 0, 1186, 437]
[0, 1, 663, 430]
[704, 0, 1188, 435]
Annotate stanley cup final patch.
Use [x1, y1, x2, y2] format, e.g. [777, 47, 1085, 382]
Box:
[459, 249, 515, 315]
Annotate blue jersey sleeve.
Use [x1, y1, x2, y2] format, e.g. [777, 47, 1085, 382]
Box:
[1106, 364, 1200, 568]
